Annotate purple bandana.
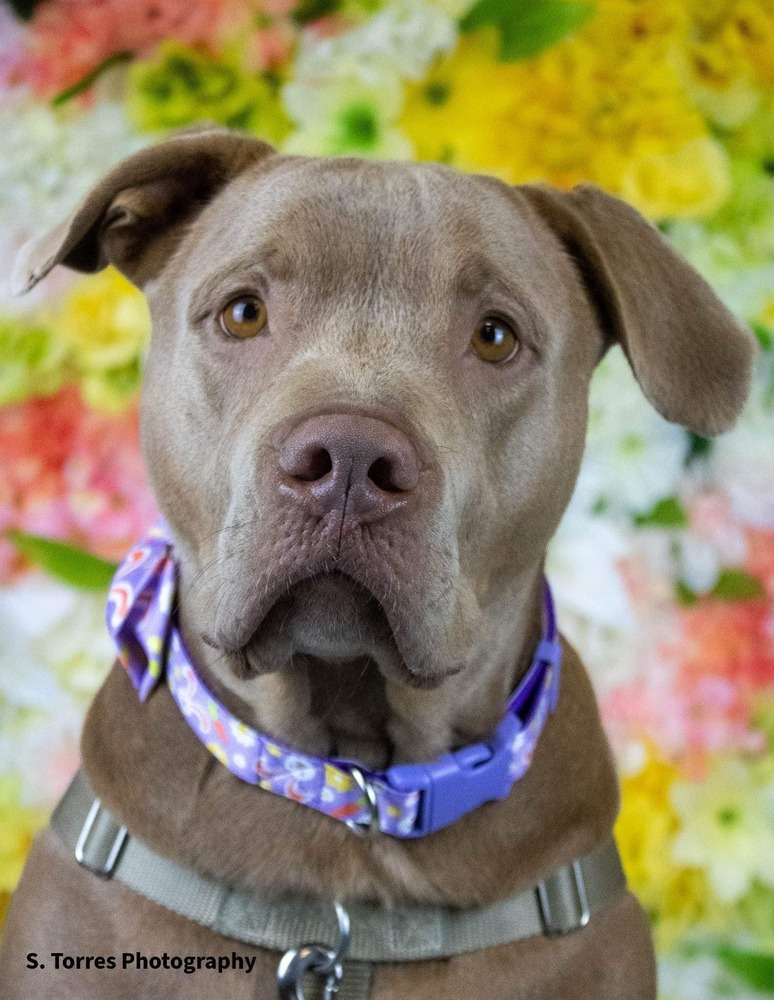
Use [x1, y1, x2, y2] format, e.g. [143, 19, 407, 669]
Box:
[107, 521, 562, 838]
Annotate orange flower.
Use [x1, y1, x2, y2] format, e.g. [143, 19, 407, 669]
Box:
[25, 0, 232, 97]
[0, 388, 157, 580]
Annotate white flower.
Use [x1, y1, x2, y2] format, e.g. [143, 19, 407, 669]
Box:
[294, 1, 456, 84]
[659, 951, 765, 1000]
[0, 103, 148, 236]
[547, 487, 641, 690]
[282, 0, 456, 159]
[676, 534, 724, 594]
[549, 497, 635, 632]
[675, 487, 747, 594]
[0, 578, 111, 806]
[671, 759, 774, 903]
[710, 352, 774, 529]
[668, 220, 774, 323]
[0, 578, 112, 705]
[283, 63, 412, 160]
[583, 346, 691, 516]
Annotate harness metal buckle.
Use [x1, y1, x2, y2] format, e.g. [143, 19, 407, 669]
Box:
[536, 859, 591, 936]
[74, 798, 128, 878]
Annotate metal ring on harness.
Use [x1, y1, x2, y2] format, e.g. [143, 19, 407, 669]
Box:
[277, 901, 351, 999]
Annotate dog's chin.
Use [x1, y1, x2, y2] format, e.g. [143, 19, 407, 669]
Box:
[223, 573, 445, 688]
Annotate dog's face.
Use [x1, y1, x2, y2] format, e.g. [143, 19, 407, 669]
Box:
[141, 157, 600, 688]
[15, 128, 755, 699]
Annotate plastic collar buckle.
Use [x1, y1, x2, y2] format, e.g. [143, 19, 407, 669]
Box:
[385, 712, 521, 837]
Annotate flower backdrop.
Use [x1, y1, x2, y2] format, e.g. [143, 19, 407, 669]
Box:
[0, 0, 773, 994]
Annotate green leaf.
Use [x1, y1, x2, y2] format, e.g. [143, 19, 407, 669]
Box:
[461, 0, 595, 62]
[752, 322, 773, 351]
[716, 945, 774, 992]
[675, 580, 699, 606]
[6, 531, 118, 590]
[52, 51, 133, 108]
[711, 568, 766, 601]
[634, 496, 688, 528]
[676, 569, 765, 606]
[687, 432, 713, 464]
[292, 0, 340, 25]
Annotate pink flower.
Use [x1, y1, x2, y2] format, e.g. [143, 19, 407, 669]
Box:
[260, 0, 298, 15]
[25, 1, 114, 97]
[746, 527, 774, 596]
[0, 6, 27, 93]
[106, 0, 227, 52]
[305, 13, 351, 40]
[679, 598, 774, 694]
[601, 669, 765, 768]
[245, 22, 296, 73]
[0, 388, 158, 581]
[24, 0, 230, 96]
[687, 491, 746, 566]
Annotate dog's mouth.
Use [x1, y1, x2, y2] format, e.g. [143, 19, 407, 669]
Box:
[206, 571, 432, 687]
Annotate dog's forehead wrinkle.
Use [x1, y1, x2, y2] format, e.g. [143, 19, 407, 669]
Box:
[196, 157, 527, 299]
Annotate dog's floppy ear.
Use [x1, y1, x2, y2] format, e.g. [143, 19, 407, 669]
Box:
[12, 126, 275, 294]
[520, 183, 757, 436]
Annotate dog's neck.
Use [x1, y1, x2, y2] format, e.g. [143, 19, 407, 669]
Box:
[176, 566, 545, 769]
[81, 622, 619, 907]
[82, 553, 620, 906]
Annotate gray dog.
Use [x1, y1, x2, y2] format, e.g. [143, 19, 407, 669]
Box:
[0, 126, 755, 999]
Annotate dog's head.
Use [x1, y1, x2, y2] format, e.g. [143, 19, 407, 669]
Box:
[15, 128, 755, 708]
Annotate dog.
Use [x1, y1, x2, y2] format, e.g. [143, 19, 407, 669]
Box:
[0, 126, 755, 999]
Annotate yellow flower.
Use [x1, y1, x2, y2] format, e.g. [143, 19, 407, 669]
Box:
[128, 42, 290, 142]
[0, 776, 47, 897]
[688, 0, 774, 92]
[77, 360, 144, 414]
[401, 0, 732, 219]
[0, 315, 66, 406]
[51, 268, 150, 373]
[616, 749, 725, 951]
[620, 137, 732, 219]
[671, 757, 774, 904]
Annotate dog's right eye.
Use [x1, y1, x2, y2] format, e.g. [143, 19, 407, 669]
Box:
[471, 316, 520, 363]
[220, 296, 268, 339]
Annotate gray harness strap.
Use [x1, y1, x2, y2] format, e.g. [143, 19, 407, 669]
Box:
[51, 771, 628, 997]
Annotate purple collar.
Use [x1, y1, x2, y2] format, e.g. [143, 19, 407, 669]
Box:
[107, 522, 562, 838]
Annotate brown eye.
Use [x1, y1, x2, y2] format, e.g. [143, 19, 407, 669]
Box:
[471, 317, 519, 363]
[220, 296, 268, 339]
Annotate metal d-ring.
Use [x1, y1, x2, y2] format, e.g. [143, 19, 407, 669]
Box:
[348, 767, 381, 837]
[277, 901, 351, 999]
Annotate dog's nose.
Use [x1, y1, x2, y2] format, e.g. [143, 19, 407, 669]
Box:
[279, 414, 421, 523]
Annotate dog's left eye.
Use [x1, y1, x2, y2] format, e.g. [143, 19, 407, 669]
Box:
[471, 317, 520, 363]
[220, 296, 268, 339]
